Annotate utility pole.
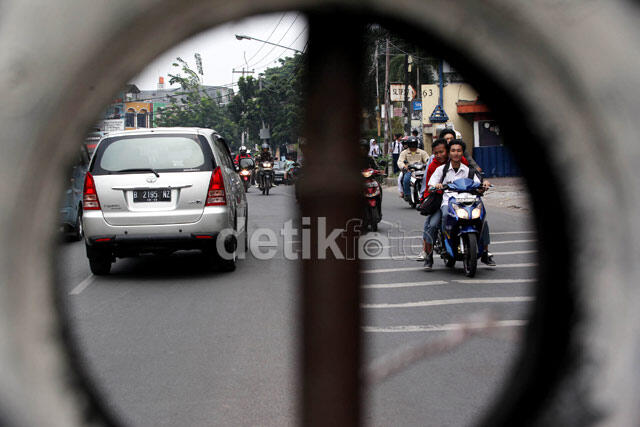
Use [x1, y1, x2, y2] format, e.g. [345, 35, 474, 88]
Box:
[403, 53, 410, 136]
[384, 37, 391, 157]
[375, 42, 381, 141]
[232, 68, 255, 149]
[232, 67, 255, 78]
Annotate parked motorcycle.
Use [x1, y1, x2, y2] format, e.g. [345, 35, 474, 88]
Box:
[404, 162, 426, 208]
[430, 178, 488, 277]
[238, 157, 254, 192]
[257, 160, 275, 195]
[361, 168, 384, 232]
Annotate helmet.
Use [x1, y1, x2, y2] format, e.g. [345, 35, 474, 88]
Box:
[407, 136, 419, 149]
[239, 145, 247, 154]
[261, 143, 269, 151]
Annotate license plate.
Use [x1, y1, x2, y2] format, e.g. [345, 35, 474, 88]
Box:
[133, 189, 171, 202]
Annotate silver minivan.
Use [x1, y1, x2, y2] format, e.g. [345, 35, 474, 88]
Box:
[82, 128, 247, 275]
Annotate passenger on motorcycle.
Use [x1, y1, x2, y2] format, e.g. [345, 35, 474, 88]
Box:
[397, 136, 429, 201]
[429, 139, 496, 267]
[417, 138, 469, 266]
[439, 128, 482, 173]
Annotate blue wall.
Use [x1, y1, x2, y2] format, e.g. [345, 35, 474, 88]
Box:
[472, 146, 520, 177]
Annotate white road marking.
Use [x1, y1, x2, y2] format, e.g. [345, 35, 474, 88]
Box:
[363, 280, 448, 289]
[364, 278, 536, 288]
[491, 250, 538, 255]
[491, 239, 537, 244]
[361, 263, 537, 274]
[361, 296, 533, 309]
[364, 250, 537, 260]
[454, 278, 536, 284]
[377, 245, 536, 251]
[69, 274, 95, 295]
[383, 232, 536, 240]
[380, 220, 396, 226]
[387, 235, 423, 240]
[491, 231, 536, 235]
[363, 319, 527, 333]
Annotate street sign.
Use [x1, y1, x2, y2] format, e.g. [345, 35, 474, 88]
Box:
[390, 84, 416, 102]
[259, 127, 271, 139]
[100, 119, 124, 133]
[412, 100, 422, 111]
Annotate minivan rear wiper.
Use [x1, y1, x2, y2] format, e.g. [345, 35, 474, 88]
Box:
[113, 168, 160, 177]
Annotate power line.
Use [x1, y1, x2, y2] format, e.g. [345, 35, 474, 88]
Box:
[233, 12, 286, 70]
[252, 26, 307, 72]
[247, 12, 300, 69]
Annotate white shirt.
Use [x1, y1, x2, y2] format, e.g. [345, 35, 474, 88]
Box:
[369, 144, 380, 157]
[428, 161, 481, 207]
[391, 140, 402, 154]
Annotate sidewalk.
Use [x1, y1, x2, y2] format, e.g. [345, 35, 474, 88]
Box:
[383, 176, 530, 211]
[482, 177, 530, 211]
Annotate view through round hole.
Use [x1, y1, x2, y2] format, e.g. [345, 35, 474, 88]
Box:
[5, 0, 640, 427]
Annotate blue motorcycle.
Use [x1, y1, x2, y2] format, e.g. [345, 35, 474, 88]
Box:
[434, 178, 488, 277]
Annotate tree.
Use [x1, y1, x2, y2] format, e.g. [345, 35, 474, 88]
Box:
[155, 57, 240, 143]
[155, 54, 306, 153]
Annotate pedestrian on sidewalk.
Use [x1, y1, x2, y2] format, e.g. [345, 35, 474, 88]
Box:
[412, 128, 424, 150]
[390, 133, 403, 174]
[369, 139, 380, 159]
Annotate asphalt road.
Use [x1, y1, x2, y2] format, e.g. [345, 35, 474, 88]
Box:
[57, 183, 536, 427]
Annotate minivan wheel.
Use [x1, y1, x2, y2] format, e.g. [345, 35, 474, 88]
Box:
[89, 256, 111, 275]
[72, 207, 83, 242]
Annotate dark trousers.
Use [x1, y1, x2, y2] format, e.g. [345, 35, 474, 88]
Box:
[392, 153, 400, 173]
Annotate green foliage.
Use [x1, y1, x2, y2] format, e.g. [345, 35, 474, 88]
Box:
[156, 54, 305, 152]
[361, 25, 440, 139]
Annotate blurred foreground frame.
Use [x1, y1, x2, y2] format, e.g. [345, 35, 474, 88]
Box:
[1, 0, 639, 426]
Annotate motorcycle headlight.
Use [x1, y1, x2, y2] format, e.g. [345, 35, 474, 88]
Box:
[362, 170, 373, 178]
[471, 206, 482, 219]
[455, 207, 469, 219]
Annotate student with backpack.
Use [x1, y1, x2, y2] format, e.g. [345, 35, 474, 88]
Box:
[427, 139, 495, 269]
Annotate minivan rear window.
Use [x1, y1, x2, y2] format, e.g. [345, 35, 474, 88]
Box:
[90, 133, 215, 175]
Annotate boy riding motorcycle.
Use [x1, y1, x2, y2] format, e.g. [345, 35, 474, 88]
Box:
[428, 139, 496, 269]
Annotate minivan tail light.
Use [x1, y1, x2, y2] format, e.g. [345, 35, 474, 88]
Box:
[206, 167, 226, 206]
[83, 172, 101, 210]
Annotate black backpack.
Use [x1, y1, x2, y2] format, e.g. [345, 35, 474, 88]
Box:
[418, 163, 477, 216]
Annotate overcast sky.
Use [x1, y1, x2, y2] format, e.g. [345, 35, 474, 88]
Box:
[132, 12, 308, 91]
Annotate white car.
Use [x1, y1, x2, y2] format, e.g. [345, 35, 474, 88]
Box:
[82, 128, 247, 275]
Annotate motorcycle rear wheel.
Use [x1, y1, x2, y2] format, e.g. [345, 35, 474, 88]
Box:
[463, 233, 478, 277]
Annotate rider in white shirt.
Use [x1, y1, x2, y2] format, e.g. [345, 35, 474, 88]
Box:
[429, 139, 495, 266]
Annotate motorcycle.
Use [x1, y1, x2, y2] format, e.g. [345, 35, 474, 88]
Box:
[258, 160, 275, 195]
[431, 178, 488, 277]
[237, 157, 255, 192]
[403, 162, 426, 208]
[361, 168, 384, 232]
[285, 162, 301, 185]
